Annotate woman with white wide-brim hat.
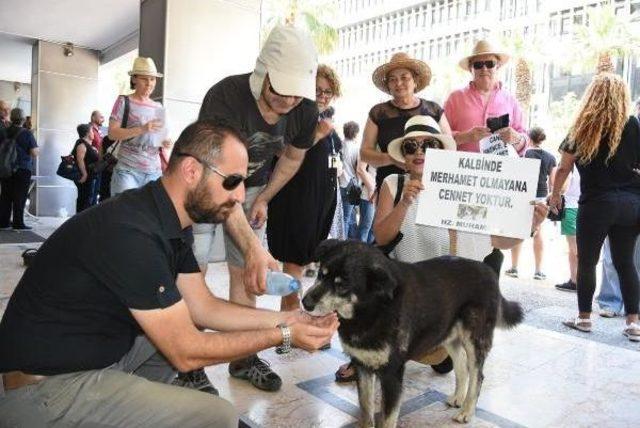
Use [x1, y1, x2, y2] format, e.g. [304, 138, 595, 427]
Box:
[108, 57, 172, 195]
[358, 52, 453, 196]
[444, 40, 529, 155]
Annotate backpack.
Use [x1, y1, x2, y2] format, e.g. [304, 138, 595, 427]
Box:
[0, 128, 22, 178]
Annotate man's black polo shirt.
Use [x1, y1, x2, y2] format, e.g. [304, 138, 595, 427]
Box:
[0, 180, 199, 375]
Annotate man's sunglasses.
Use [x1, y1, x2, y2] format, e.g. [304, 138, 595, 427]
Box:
[401, 138, 442, 155]
[268, 83, 300, 99]
[472, 60, 496, 70]
[176, 153, 245, 190]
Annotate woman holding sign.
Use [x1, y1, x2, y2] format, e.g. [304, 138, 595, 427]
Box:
[550, 73, 640, 342]
[108, 57, 172, 195]
[444, 40, 528, 156]
[375, 115, 546, 263]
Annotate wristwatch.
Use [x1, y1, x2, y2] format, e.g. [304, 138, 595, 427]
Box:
[275, 323, 292, 354]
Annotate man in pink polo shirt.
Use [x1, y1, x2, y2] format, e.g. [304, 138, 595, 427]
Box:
[444, 40, 528, 155]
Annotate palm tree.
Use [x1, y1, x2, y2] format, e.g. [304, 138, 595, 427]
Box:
[261, 0, 338, 55]
[572, 3, 639, 74]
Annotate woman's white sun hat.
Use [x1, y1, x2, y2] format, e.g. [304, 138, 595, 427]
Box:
[387, 115, 456, 163]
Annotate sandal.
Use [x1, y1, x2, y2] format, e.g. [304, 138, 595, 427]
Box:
[335, 361, 358, 383]
[623, 322, 640, 342]
[562, 317, 592, 332]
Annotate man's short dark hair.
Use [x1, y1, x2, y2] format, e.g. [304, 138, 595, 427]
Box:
[10, 108, 25, 125]
[343, 121, 360, 140]
[528, 126, 546, 145]
[77, 123, 91, 138]
[167, 118, 247, 173]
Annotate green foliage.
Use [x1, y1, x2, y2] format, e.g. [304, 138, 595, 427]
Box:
[547, 92, 580, 146]
[261, 0, 338, 55]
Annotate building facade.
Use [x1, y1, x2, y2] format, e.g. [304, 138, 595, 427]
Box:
[326, 0, 640, 132]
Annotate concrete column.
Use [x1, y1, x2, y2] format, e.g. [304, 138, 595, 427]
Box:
[139, 0, 261, 261]
[32, 41, 100, 216]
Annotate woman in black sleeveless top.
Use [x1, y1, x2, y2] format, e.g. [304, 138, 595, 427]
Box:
[550, 73, 640, 341]
[360, 52, 452, 192]
[73, 124, 100, 213]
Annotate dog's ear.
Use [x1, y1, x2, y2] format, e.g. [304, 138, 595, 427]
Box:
[314, 239, 345, 262]
[366, 261, 397, 300]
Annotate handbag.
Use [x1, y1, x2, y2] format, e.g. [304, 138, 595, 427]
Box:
[96, 95, 130, 172]
[56, 154, 80, 181]
[345, 178, 362, 205]
[547, 195, 565, 221]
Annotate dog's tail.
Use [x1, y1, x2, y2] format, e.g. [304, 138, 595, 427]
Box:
[497, 296, 523, 328]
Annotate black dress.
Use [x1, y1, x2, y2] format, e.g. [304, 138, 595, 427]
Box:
[267, 130, 340, 266]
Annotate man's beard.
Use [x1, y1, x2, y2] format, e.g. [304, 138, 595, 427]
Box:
[184, 178, 236, 224]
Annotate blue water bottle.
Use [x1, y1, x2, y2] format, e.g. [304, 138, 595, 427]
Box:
[265, 271, 301, 296]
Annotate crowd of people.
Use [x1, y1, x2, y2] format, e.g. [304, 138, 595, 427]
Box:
[1, 23, 640, 427]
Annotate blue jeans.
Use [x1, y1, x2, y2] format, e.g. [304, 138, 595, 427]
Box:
[357, 199, 375, 243]
[597, 236, 640, 314]
[110, 167, 162, 196]
[340, 187, 357, 239]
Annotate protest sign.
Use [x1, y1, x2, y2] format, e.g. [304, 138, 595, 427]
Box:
[479, 133, 518, 157]
[416, 150, 540, 239]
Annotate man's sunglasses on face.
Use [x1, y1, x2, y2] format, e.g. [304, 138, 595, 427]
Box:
[472, 60, 496, 70]
[175, 153, 245, 190]
[401, 138, 442, 155]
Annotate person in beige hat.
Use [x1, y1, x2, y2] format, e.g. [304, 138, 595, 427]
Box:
[108, 56, 172, 196]
[358, 52, 452, 199]
[189, 25, 320, 394]
[444, 40, 529, 155]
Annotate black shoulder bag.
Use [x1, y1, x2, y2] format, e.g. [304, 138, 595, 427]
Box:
[93, 96, 130, 173]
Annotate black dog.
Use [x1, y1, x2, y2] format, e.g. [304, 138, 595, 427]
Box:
[302, 240, 523, 427]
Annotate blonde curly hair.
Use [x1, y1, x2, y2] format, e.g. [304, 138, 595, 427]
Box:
[569, 73, 630, 165]
[317, 64, 342, 98]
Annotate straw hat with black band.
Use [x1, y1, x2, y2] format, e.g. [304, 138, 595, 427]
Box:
[372, 52, 432, 94]
[387, 115, 456, 164]
[458, 40, 510, 71]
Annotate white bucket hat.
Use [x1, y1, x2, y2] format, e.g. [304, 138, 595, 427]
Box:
[128, 57, 163, 77]
[387, 115, 456, 163]
[249, 25, 318, 101]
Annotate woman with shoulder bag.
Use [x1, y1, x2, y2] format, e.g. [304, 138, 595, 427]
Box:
[73, 124, 99, 213]
[108, 57, 172, 195]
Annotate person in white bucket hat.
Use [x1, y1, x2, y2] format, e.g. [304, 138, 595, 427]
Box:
[108, 56, 172, 196]
[186, 25, 320, 394]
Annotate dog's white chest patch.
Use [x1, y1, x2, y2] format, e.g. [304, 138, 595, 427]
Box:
[341, 342, 391, 369]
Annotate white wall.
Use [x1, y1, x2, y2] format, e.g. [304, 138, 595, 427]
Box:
[0, 35, 33, 83]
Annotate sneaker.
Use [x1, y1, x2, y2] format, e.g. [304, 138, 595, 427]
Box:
[229, 355, 282, 392]
[172, 368, 219, 395]
[505, 268, 518, 278]
[562, 317, 592, 333]
[555, 280, 577, 292]
[0, 223, 11, 230]
[533, 272, 547, 280]
[599, 309, 620, 318]
[623, 323, 640, 342]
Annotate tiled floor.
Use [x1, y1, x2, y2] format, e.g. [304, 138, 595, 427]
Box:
[2, 217, 639, 427]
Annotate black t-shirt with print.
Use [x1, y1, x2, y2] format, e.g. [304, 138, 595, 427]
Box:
[525, 148, 557, 197]
[560, 116, 640, 203]
[199, 73, 318, 188]
[0, 180, 199, 375]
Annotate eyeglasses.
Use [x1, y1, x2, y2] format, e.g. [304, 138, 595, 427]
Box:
[472, 60, 497, 70]
[401, 138, 442, 155]
[316, 88, 334, 97]
[176, 153, 246, 190]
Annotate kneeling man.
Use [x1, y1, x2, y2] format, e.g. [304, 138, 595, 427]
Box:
[0, 120, 338, 428]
